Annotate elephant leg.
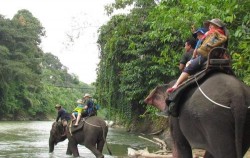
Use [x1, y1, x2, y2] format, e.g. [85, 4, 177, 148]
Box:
[170, 118, 192, 158]
[66, 142, 72, 155]
[97, 139, 105, 153]
[242, 113, 250, 156]
[68, 140, 79, 157]
[85, 144, 104, 158]
[203, 151, 214, 158]
[205, 131, 237, 158]
[172, 138, 192, 158]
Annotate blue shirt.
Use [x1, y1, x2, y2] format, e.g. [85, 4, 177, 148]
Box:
[56, 108, 71, 122]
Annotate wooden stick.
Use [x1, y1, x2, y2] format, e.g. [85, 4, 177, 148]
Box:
[153, 137, 167, 150]
[138, 136, 162, 147]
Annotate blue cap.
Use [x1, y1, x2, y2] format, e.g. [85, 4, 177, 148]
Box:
[193, 27, 208, 38]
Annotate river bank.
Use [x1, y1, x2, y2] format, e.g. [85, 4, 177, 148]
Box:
[2, 113, 250, 157]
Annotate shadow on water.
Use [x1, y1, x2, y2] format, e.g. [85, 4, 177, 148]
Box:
[0, 121, 160, 158]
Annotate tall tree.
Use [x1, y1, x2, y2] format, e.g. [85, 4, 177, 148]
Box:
[96, 0, 250, 125]
[0, 9, 93, 119]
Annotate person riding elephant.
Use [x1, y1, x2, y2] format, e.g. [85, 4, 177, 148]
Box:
[49, 116, 112, 158]
[55, 104, 71, 123]
[72, 99, 85, 126]
[178, 38, 197, 72]
[157, 27, 207, 117]
[159, 19, 228, 117]
[55, 104, 71, 134]
[82, 93, 96, 117]
[167, 18, 228, 93]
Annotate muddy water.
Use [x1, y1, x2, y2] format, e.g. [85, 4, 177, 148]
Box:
[2, 121, 248, 158]
[0, 121, 158, 158]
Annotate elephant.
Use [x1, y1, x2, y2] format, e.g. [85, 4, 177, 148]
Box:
[49, 116, 112, 158]
[144, 72, 250, 158]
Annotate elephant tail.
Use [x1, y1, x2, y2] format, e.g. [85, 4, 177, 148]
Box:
[102, 125, 112, 155]
[232, 98, 248, 158]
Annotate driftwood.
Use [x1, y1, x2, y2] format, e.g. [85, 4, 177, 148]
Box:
[140, 129, 163, 136]
[138, 136, 162, 148]
[153, 137, 167, 150]
[128, 147, 172, 158]
[138, 136, 170, 151]
[128, 136, 171, 158]
[148, 129, 163, 135]
[128, 136, 206, 158]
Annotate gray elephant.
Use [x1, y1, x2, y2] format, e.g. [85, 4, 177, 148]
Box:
[144, 72, 250, 158]
[49, 116, 112, 158]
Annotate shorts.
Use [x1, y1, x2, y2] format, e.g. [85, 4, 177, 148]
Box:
[183, 55, 207, 75]
[73, 107, 84, 114]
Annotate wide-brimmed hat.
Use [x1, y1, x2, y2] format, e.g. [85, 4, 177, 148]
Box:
[193, 27, 208, 38]
[76, 99, 83, 104]
[83, 93, 91, 98]
[55, 104, 61, 108]
[204, 18, 225, 28]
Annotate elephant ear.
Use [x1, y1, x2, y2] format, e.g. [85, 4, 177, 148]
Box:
[50, 122, 58, 135]
[57, 122, 64, 134]
[145, 84, 169, 111]
[51, 122, 64, 136]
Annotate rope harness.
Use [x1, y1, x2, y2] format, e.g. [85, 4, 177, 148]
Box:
[195, 77, 250, 109]
[85, 121, 103, 128]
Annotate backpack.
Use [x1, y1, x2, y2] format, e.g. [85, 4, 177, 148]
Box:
[198, 30, 227, 57]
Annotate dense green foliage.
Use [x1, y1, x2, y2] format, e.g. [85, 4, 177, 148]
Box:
[41, 53, 95, 117]
[96, 0, 250, 124]
[0, 10, 94, 120]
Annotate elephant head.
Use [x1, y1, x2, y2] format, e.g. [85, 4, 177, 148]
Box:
[144, 84, 169, 111]
[49, 122, 67, 153]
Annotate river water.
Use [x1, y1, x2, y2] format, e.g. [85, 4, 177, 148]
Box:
[0, 121, 159, 158]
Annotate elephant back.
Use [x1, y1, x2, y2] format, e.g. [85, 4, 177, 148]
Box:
[85, 116, 107, 128]
[178, 72, 249, 126]
[83, 116, 108, 139]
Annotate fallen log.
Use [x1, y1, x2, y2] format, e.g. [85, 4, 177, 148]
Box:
[138, 136, 170, 151]
[138, 136, 162, 147]
[128, 147, 172, 158]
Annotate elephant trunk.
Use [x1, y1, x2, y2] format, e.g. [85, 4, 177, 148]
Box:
[49, 136, 55, 153]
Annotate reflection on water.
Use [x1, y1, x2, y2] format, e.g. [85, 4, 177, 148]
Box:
[0, 121, 159, 158]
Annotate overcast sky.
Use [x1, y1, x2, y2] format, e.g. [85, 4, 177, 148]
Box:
[0, 0, 115, 84]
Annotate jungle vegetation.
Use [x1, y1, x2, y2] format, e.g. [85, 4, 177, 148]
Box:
[0, 1, 249, 126]
[0, 10, 94, 120]
[95, 0, 250, 126]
